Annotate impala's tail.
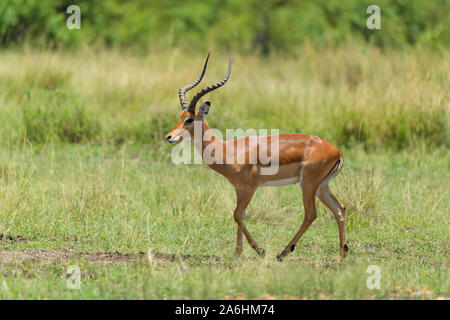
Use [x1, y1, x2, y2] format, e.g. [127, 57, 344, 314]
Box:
[324, 154, 344, 182]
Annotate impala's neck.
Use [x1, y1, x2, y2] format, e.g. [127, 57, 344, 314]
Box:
[192, 120, 226, 170]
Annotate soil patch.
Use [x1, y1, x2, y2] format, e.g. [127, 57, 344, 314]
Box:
[0, 234, 26, 243]
[0, 248, 225, 267]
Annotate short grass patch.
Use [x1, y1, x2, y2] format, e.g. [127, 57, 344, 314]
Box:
[0, 145, 447, 299]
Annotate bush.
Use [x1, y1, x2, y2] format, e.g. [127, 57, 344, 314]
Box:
[378, 106, 448, 149]
[329, 104, 448, 150]
[332, 106, 369, 148]
[22, 90, 100, 144]
[109, 113, 175, 145]
[0, 0, 448, 51]
[0, 0, 77, 46]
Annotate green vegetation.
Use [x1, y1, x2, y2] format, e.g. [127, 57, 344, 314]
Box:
[0, 46, 448, 149]
[0, 145, 448, 299]
[21, 89, 100, 143]
[0, 46, 448, 299]
[1, 0, 449, 52]
[0, 1, 448, 300]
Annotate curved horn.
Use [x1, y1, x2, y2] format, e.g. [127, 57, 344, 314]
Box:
[187, 54, 231, 113]
[179, 53, 210, 109]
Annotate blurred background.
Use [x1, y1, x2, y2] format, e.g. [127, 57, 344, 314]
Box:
[1, 0, 448, 52]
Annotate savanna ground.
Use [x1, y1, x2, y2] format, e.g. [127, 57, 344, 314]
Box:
[0, 45, 448, 299]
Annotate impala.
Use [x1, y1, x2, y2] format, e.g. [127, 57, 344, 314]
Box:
[166, 53, 348, 261]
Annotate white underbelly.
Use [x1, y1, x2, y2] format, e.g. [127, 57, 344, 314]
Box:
[260, 176, 300, 187]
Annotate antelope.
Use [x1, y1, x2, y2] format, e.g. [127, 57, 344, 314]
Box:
[166, 53, 348, 261]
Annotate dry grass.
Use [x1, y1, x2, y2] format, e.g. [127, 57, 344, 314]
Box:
[0, 44, 448, 148]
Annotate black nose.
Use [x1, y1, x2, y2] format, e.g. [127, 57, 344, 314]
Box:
[166, 136, 172, 142]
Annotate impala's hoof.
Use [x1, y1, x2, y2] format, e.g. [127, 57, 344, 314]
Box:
[338, 244, 348, 261]
[256, 247, 265, 257]
[276, 254, 284, 262]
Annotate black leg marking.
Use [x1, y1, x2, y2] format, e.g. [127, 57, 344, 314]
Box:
[276, 254, 283, 262]
[290, 244, 296, 252]
[343, 244, 349, 252]
[256, 247, 265, 257]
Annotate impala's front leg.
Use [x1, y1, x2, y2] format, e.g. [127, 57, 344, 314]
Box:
[235, 226, 244, 256]
[233, 186, 264, 256]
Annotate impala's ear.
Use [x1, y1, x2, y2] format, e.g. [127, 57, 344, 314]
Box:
[198, 101, 211, 120]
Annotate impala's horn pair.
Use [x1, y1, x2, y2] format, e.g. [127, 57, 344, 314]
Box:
[178, 52, 231, 114]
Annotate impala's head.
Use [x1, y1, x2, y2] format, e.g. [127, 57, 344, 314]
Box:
[166, 53, 231, 144]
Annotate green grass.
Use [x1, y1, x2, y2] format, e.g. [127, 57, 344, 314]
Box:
[0, 46, 448, 299]
[0, 143, 448, 299]
[0, 46, 448, 149]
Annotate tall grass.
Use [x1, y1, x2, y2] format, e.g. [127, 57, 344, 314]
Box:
[21, 89, 100, 144]
[0, 45, 448, 149]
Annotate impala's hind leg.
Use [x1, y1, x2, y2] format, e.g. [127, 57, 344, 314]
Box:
[316, 173, 348, 260]
[277, 168, 321, 261]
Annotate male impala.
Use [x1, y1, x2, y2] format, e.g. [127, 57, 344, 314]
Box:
[166, 53, 348, 261]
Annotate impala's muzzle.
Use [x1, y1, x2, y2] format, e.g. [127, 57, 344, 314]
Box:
[166, 128, 189, 144]
[166, 135, 181, 144]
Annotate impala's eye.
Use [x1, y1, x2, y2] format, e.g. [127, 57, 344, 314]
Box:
[184, 118, 194, 125]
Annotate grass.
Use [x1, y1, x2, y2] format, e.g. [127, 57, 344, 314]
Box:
[0, 44, 448, 148]
[0, 144, 448, 299]
[0, 45, 448, 299]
